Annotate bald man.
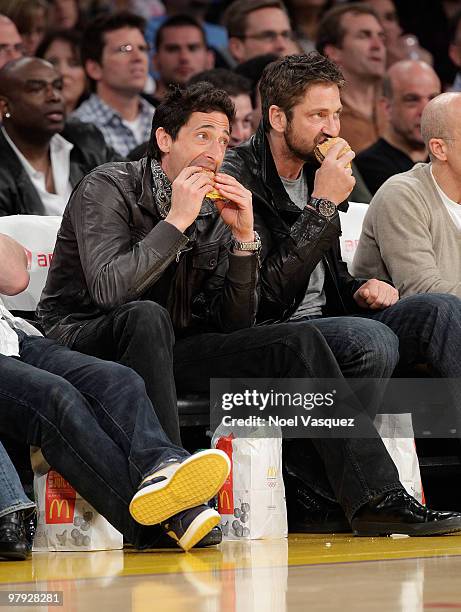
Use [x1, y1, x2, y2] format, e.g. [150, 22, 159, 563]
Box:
[354, 92, 461, 299]
[0, 57, 120, 216]
[0, 14, 23, 70]
[355, 60, 441, 195]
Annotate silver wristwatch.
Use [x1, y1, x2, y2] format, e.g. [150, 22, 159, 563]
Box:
[309, 196, 337, 219]
[231, 231, 261, 252]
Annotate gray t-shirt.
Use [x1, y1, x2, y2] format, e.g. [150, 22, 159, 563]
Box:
[280, 173, 326, 319]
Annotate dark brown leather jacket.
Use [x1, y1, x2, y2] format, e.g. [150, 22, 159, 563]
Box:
[37, 158, 259, 343]
[221, 124, 366, 324]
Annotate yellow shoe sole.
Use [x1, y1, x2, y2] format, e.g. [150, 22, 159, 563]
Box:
[129, 450, 230, 526]
[178, 509, 222, 552]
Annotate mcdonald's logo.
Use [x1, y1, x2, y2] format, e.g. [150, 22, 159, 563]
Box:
[49, 499, 71, 520]
[267, 466, 277, 478]
[218, 489, 232, 512]
[45, 470, 76, 524]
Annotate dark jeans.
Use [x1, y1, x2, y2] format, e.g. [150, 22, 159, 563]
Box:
[0, 333, 188, 548]
[72, 301, 404, 520]
[174, 320, 403, 519]
[71, 301, 181, 445]
[365, 293, 461, 377]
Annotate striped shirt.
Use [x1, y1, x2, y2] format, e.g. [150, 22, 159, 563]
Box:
[72, 94, 155, 157]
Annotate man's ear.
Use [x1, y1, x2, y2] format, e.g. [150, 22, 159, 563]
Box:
[85, 59, 103, 82]
[429, 137, 448, 162]
[323, 44, 342, 65]
[156, 127, 173, 154]
[228, 36, 245, 63]
[268, 105, 287, 133]
[206, 49, 214, 69]
[380, 96, 391, 121]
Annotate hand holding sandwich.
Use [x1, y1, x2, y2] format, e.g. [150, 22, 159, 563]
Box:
[312, 137, 356, 205]
[166, 165, 215, 233]
[213, 173, 254, 243]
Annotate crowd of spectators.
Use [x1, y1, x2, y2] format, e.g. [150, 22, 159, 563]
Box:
[2, 0, 461, 560]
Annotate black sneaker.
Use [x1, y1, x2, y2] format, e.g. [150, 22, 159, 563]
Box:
[352, 489, 461, 536]
[161, 505, 222, 551]
[0, 511, 30, 561]
[129, 450, 230, 526]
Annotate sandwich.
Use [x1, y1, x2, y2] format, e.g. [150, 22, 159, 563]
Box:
[314, 137, 352, 168]
[200, 168, 225, 201]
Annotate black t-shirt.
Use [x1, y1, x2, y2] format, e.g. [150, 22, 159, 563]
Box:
[355, 138, 421, 195]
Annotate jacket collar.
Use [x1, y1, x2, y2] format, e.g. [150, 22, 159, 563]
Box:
[253, 122, 316, 214]
[0, 130, 45, 214]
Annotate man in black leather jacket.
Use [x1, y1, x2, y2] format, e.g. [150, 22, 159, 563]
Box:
[37, 83, 357, 459]
[0, 57, 120, 216]
[221, 53, 461, 536]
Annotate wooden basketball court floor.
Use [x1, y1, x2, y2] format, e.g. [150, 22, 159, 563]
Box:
[1, 534, 461, 611]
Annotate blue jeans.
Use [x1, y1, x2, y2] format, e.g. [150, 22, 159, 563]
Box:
[364, 294, 461, 377]
[0, 441, 35, 518]
[0, 333, 188, 548]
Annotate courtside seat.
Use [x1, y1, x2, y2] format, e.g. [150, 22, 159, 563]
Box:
[338, 201, 369, 273]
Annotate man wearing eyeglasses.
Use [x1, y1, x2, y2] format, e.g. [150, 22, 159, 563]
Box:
[223, 0, 295, 65]
[0, 15, 24, 70]
[72, 11, 155, 157]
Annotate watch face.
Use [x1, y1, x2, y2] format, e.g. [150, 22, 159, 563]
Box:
[318, 199, 336, 217]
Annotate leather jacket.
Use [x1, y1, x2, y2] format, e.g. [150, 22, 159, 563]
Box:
[221, 124, 366, 323]
[37, 158, 259, 343]
[0, 120, 121, 216]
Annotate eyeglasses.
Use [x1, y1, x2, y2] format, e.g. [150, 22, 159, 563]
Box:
[0, 43, 25, 57]
[238, 30, 295, 43]
[110, 43, 152, 55]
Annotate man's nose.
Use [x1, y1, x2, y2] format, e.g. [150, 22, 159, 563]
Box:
[323, 116, 340, 138]
[46, 84, 63, 102]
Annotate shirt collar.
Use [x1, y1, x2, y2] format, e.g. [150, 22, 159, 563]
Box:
[88, 93, 154, 126]
[1, 127, 73, 178]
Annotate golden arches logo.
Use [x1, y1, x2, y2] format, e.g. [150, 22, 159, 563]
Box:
[218, 489, 231, 511]
[267, 466, 277, 478]
[49, 499, 71, 520]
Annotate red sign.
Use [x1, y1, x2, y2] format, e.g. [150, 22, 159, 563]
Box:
[45, 471, 76, 524]
[216, 435, 234, 514]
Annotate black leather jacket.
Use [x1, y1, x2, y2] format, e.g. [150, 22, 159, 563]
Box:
[37, 158, 259, 343]
[0, 120, 121, 216]
[221, 124, 366, 323]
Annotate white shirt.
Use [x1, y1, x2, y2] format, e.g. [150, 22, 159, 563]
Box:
[430, 165, 461, 230]
[2, 127, 74, 216]
[122, 114, 146, 145]
[0, 298, 41, 357]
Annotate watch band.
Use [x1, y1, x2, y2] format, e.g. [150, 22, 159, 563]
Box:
[231, 231, 261, 252]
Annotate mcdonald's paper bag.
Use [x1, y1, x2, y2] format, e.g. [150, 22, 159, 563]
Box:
[212, 431, 287, 540]
[33, 470, 123, 552]
[374, 413, 424, 504]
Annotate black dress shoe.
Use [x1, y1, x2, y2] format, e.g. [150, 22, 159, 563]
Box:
[0, 511, 30, 561]
[352, 489, 461, 537]
[286, 475, 351, 534]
